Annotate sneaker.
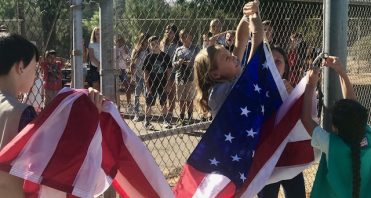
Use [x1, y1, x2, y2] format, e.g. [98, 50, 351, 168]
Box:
[133, 114, 140, 122]
[144, 121, 154, 130]
[163, 120, 172, 129]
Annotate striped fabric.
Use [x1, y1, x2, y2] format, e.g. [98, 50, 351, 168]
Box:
[0, 88, 173, 198]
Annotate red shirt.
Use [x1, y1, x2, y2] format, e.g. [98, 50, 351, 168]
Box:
[40, 61, 64, 90]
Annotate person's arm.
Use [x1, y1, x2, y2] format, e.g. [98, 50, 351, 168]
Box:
[302, 68, 320, 135]
[233, 7, 251, 61]
[172, 48, 183, 69]
[88, 47, 100, 68]
[143, 57, 150, 89]
[234, 1, 262, 62]
[323, 56, 357, 100]
[209, 30, 234, 44]
[247, 1, 263, 62]
[129, 50, 136, 76]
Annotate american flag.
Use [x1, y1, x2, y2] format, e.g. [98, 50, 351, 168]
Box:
[0, 88, 174, 198]
[174, 44, 317, 198]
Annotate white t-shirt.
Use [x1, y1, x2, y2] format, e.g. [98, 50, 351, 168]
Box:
[89, 42, 100, 67]
[311, 126, 330, 159]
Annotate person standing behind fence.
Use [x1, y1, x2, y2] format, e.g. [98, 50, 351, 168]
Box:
[160, 24, 182, 127]
[262, 20, 274, 45]
[301, 56, 371, 198]
[287, 32, 307, 86]
[173, 29, 200, 126]
[87, 27, 101, 91]
[39, 49, 64, 106]
[115, 36, 133, 113]
[224, 31, 235, 52]
[142, 36, 172, 129]
[258, 46, 306, 198]
[131, 33, 150, 122]
[202, 18, 226, 49]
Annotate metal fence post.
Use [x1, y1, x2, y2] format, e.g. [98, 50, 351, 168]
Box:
[322, 0, 348, 130]
[71, 0, 84, 88]
[100, 0, 116, 102]
[16, 0, 25, 36]
[100, 0, 116, 196]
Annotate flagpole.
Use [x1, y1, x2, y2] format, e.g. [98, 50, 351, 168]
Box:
[322, 0, 348, 130]
[100, 0, 116, 196]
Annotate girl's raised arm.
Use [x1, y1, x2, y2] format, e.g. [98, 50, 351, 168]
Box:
[233, 1, 263, 62]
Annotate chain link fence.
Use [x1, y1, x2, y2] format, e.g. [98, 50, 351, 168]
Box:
[1, 0, 371, 197]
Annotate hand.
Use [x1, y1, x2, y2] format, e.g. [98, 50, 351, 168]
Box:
[88, 87, 104, 113]
[307, 68, 320, 86]
[283, 79, 293, 94]
[202, 34, 209, 41]
[178, 59, 185, 65]
[322, 56, 345, 75]
[243, 0, 259, 17]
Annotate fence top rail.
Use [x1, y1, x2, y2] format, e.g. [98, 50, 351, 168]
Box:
[286, 0, 371, 6]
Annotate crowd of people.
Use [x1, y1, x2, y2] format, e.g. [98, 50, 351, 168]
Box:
[103, 9, 323, 132]
[0, 0, 370, 197]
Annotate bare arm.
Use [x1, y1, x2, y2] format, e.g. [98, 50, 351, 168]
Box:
[209, 30, 235, 45]
[247, 3, 263, 61]
[323, 56, 356, 100]
[301, 68, 320, 136]
[233, 1, 263, 62]
[233, 17, 250, 61]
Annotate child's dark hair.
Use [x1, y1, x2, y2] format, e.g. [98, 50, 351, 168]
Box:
[271, 45, 290, 79]
[0, 33, 39, 76]
[332, 99, 368, 198]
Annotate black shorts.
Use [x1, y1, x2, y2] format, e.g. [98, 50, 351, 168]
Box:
[145, 83, 167, 106]
[86, 66, 100, 86]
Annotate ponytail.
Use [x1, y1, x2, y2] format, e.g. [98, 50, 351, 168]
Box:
[332, 99, 368, 198]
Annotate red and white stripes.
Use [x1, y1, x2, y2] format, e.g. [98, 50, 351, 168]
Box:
[0, 88, 173, 198]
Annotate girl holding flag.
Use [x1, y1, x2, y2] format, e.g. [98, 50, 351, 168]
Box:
[302, 57, 371, 198]
[193, 0, 263, 118]
[192, 1, 308, 197]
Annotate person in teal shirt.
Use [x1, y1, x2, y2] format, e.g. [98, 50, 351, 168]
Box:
[301, 56, 370, 198]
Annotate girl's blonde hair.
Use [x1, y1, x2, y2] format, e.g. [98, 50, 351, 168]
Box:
[193, 45, 224, 113]
[90, 27, 100, 43]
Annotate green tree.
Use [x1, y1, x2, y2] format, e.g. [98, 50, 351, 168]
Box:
[0, 0, 16, 18]
[35, 0, 66, 51]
